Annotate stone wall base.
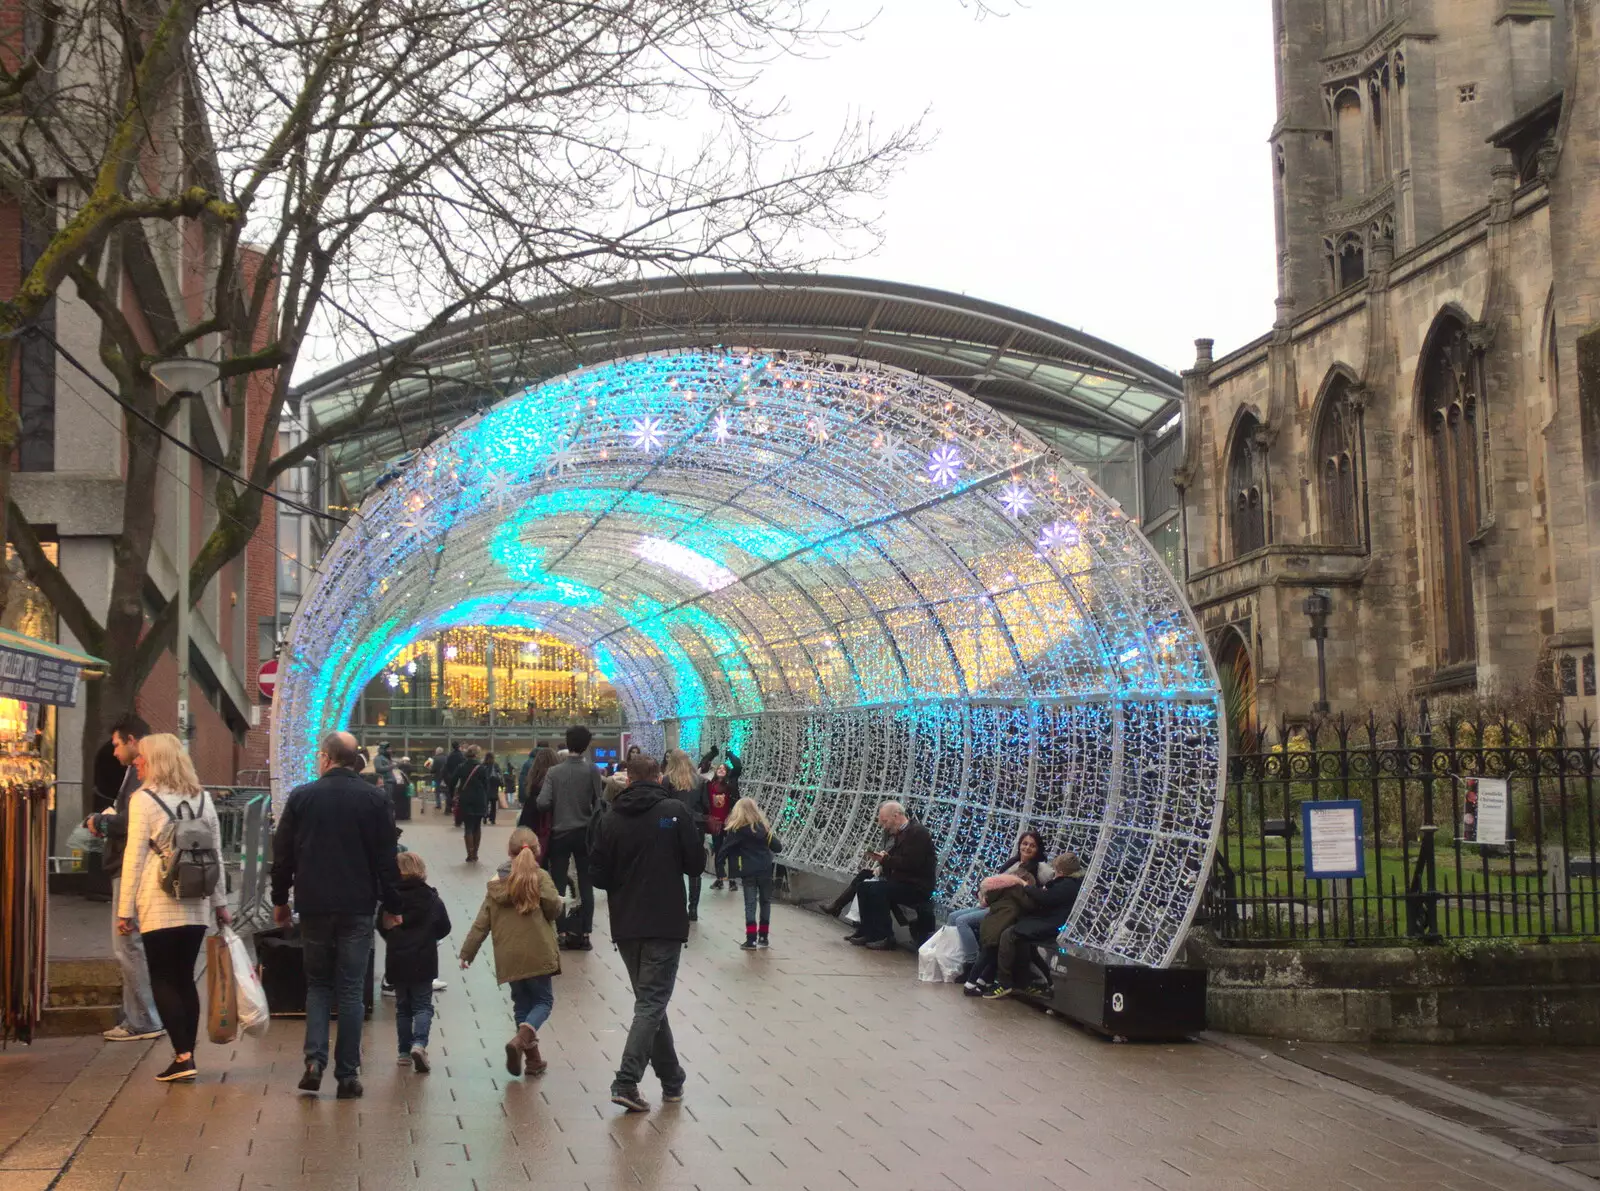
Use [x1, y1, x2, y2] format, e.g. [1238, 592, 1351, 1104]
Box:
[1191, 934, 1600, 1044]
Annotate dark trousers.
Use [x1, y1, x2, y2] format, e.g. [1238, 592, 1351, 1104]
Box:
[300, 912, 374, 1079]
[142, 924, 206, 1054]
[856, 877, 929, 943]
[1000, 917, 1060, 987]
[742, 873, 773, 936]
[613, 939, 685, 1092]
[462, 815, 483, 858]
[709, 830, 727, 880]
[546, 829, 594, 936]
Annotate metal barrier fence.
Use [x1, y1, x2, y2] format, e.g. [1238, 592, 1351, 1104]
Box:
[211, 787, 275, 930]
[1202, 706, 1600, 945]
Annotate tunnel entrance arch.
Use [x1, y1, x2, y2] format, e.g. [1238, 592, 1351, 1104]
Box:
[274, 349, 1222, 967]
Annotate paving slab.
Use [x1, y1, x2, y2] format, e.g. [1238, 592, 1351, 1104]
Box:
[2, 815, 1588, 1190]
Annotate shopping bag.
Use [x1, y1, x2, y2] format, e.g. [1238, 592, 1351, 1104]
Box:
[841, 896, 860, 925]
[206, 932, 239, 1044]
[224, 927, 270, 1035]
[931, 925, 966, 982]
[917, 932, 942, 982]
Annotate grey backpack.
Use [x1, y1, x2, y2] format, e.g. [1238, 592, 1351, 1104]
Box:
[148, 791, 222, 899]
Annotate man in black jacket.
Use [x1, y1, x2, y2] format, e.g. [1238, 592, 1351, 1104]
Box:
[991, 853, 1085, 997]
[589, 754, 705, 1113]
[849, 801, 938, 950]
[85, 715, 162, 1042]
[272, 730, 404, 1099]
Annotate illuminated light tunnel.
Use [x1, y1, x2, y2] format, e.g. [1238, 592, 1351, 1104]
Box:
[272, 349, 1223, 967]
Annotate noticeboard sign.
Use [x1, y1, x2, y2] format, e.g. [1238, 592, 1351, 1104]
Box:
[0, 640, 81, 707]
[1462, 776, 1509, 847]
[1301, 799, 1365, 880]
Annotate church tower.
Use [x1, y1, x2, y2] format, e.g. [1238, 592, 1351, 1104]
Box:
[1271, 0, 1564, 313]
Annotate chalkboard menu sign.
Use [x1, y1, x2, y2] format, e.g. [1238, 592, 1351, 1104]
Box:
[0, 642, 81, 706]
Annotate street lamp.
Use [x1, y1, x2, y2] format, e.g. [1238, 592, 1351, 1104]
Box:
[149, 355, 221, 746]
[1303, 589, 1332, 715]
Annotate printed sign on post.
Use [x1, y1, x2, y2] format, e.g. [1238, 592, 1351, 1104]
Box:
[1462, 776, 1509, 847]
[1301, 799, 1366, 879]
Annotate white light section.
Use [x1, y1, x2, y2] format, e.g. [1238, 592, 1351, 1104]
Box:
[632, 537, 739, 592]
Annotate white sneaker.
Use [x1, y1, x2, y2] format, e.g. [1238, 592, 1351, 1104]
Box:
[397, 1052, 412, 1064]
[381, 982, 396, 997]
[104, 1024, 164, 1041]
[432, 978, 447, 991]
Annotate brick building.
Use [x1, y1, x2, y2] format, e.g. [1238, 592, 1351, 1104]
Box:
[1, 91, 280, 807]
[1178, 0, 1600, 727]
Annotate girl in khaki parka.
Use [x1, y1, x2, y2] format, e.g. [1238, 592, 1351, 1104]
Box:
[459, 827, 562, 1076]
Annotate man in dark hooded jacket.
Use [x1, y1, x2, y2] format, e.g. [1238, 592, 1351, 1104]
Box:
[588, 753, 705, 1113]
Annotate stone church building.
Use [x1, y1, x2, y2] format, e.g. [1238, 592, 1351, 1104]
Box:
[1177, 0, 1600, 728]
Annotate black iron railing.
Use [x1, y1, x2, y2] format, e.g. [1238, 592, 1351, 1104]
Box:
[1202, 705, 1600, 944]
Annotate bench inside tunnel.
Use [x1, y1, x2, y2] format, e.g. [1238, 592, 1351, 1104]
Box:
[271, 348, 1225, 974]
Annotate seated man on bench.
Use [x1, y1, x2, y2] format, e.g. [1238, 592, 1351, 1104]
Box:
[843, 802, 937, 951]
[986, 853, 1084, 999]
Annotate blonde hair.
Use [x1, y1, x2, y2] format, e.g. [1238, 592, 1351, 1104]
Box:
[505, 827, 542, 914]
[663, 748, 698, 793]
[397, 851, 427, 880]
[508, 826, 540, 859]
[725, 797, 768, 835]
[138, 733, 202, 798]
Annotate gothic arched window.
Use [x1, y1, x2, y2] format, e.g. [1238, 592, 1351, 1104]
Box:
[1422, 315, 1482, 667]
[1228, 413, 1266, 559]
[1316, 377, 1362, 545]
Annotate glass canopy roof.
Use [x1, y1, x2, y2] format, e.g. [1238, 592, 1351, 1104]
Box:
[294, 274, 1186, 511]
[274, 349, 1220, 967]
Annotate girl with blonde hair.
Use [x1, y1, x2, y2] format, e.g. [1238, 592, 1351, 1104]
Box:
[459, 827, 563, 1076]
[115, 732, 230, 1083]
[716, 798, 784, 950]
[379, 850, 451, 1072]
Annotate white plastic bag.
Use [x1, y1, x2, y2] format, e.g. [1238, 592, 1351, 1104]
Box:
[224, 927, 270, 1035]
[930, 925, 966, 982]
[917, 932, 943, 982]
[841, 896, 860, 926]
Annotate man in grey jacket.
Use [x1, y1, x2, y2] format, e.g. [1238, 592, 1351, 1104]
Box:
[537, 725, 604, 950]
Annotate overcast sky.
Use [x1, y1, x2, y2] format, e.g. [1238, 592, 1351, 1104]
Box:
[764, 0, 1280, 374]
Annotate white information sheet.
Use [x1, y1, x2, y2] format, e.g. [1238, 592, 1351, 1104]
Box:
[1306, 804, 1361, 876]
[1465, 777, 1509, 847]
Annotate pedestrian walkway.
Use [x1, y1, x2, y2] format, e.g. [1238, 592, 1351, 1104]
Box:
[1, 815, 1585, 1190]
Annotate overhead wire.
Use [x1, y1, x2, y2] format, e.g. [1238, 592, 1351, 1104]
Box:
[25, 324, 348, 524]
[39, 355, 329, 581]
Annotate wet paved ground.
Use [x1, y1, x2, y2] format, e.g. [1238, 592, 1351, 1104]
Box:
[2, 815, 1592, 1190]
[1244, 1038, 1600, 1179]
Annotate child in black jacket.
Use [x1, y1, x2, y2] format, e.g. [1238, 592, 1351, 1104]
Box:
[716, 798, 783, 951]
[379, 851, 451, 1071]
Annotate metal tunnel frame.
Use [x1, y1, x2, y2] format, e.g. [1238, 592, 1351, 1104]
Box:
[272, 349, 1223, 967]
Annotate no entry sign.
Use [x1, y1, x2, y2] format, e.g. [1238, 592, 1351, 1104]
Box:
[257, 658, 278, 704]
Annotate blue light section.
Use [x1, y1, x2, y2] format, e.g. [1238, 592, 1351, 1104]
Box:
[273, 348, 1224, 969]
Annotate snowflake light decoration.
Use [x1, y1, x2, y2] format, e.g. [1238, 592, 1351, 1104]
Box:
[273, 348, 1220, 971]
[999, 481, 1034, 518]
[928, 443, 963, 486]
[1038, 520, 1081, 551]
[630, 415, 666, 453]
[873, 431, 904, 469]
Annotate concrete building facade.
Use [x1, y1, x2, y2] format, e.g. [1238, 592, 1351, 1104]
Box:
[1178, 0, 1599, 727]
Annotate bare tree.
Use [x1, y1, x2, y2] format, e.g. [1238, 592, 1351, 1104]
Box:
[0, 0, 919, 783]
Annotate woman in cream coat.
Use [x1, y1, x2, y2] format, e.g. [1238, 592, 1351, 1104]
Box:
[116, 733, 231, 1082]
